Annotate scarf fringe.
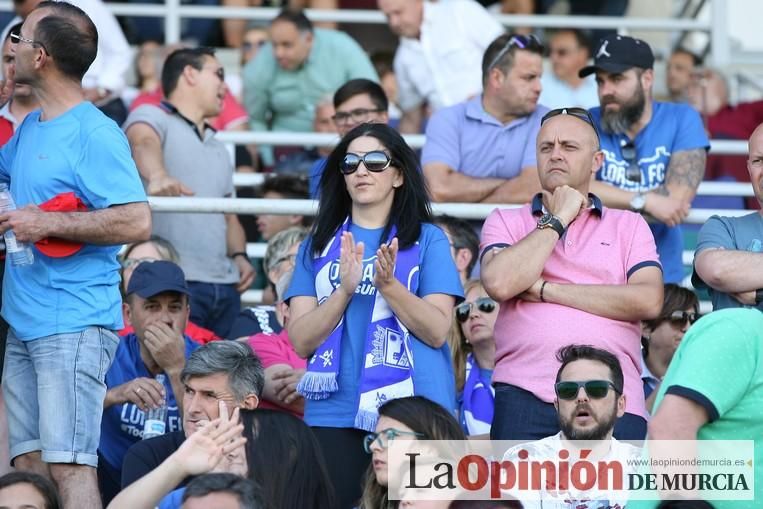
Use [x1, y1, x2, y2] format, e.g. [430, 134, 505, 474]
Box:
[354, 408, 380, 432]
[297, 371, 339, 400]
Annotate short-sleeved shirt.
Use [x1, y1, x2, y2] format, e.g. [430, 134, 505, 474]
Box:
[692, 212, 763, 311]
[99, 333, 199, 472]
[121, 431, 186, 488]
[589, 101, 710, 283]
[285, 223, 463, 428]
[643, 308, 763, 509]
[480, 194, 661, 419]
[421, 96, 549, 179]
[123, 103, 239, 284]
[247, 329, 307, 417]
[538, 74, 599, 110]
[394, 1, 503, 112]
[0, 102, 147, 340]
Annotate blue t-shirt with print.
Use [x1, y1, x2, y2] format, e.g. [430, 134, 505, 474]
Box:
[0, 102, 147, 340]
[99, 333, 199, 472]
[285, 223, 463, 428]
[589, 101, 709, 283]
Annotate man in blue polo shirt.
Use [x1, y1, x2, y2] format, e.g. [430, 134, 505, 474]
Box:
[98, 261, 199, 505]
[582, 34, 709, 283]
[421, 33, 549, 204]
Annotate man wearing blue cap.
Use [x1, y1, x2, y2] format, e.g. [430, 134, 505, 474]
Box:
[582, 34, 709, 283]
[97, 260, 200, 506]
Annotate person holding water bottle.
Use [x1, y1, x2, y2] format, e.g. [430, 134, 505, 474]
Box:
[97, 261, 199, 506]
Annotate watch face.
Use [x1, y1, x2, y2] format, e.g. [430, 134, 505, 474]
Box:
[631, 195, 646, 210]
[538, 213, 553, 226]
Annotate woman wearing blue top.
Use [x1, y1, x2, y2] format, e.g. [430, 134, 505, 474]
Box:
[285, 123, 462, 508]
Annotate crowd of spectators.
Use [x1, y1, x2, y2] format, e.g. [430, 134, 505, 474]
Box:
[0, 1, 761, 508]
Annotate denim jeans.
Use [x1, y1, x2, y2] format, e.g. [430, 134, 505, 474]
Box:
[187, 281, 241, 339]
[491, 383, 647, 441]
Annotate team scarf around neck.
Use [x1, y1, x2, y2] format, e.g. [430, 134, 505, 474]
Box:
[296, 219, 420, 431]
[462, 353, 494, 436]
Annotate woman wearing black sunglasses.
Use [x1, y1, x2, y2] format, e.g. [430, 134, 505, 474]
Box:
[284, 123, 463, 508]
[641, 283, 699, 411]
[449, 279, 498, 437]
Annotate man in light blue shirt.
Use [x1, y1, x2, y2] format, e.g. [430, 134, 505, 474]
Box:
[243, 9, 378, 135]
[539, 29, 599, 109]
[421, 33, 548, 204]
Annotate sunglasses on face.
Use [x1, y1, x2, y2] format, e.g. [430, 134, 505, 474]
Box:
[541, 107, 601, 144]
[621, 141, 642, 184]
[363, 428, 424, 454]
[555, 380, 621, 400]
[455, 297, 497, 323]
[487, 34, 544, 71]
[667, 310, 698, 327]
[340, 151, 395, 175]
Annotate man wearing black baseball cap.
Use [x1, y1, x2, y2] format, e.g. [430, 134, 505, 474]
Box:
[582, 34, 709, 284]
[97, 260, 200, 505]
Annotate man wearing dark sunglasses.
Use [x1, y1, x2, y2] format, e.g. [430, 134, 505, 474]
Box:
[502, 345, 641, 507]
[125, 48, 255, 339]
[481, 106, 663, 442]
[580, 34, 709, 284]
[422, 33, 547, 204]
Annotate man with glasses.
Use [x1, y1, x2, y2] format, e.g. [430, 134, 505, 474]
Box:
[422, 33, 547, 204]
[98, 261, 200, 506]
[125, 48, 255, 339]
[377, 0, 503, 134]
[582, 34, 709, 284]
[481, 107, 663, 441]
[538, 28, 598, 110]
[692, 123, 763, 312]
[502, 345, 642, 508]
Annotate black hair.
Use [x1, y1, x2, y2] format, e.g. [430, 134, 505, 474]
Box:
[258, 173, 309, 200]
[0, 472, 61, 509]
[671, 47, 703, 67]
[333, 78, 389, 112]
[183, 473, 263, 508]
[241, 409, 335, 509]
[555, 344, 624, 394]
[642, 284, 699, 356]
[482, 32, 544, 85]
[34, 1, 97, 81]
[161, 47, 215, 97]
[549, 28, 591, 56]
[312, 123, 432, 255]
[271, 8, 313, 33]
[434, 215, 479, 276]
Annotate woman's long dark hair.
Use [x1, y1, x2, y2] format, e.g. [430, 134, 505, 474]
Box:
[312, 123, 433, 255]
[241, 409, 335, 509]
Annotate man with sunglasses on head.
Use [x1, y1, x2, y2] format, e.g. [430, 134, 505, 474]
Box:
[481, 107, 663, 442]
[125, 48, 255, 339]
[377, 0, 503, 134]
[582, 34, 709, 284]
[692, 123, 763, 312]
[502, 345, 642, 508]
[422, 33, 547, 205]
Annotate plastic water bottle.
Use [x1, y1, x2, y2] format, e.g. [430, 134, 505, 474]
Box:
[142, 374, 168, 440]
[0, 183, 33, 266]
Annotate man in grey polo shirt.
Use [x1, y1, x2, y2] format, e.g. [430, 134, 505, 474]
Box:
[125, 48, 255, 338]
[421, 33, 549, 204]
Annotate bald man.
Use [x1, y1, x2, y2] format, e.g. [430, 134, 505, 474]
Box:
[480, 107, 664, 441]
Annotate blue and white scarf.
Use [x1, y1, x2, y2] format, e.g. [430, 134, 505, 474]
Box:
[462, 353, 494, 435]
[296, 219, 420, 431]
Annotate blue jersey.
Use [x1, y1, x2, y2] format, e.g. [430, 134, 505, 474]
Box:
[590, 101, 709, 283]
[285, 223, 463, 428]
[99, 333, 199, 471]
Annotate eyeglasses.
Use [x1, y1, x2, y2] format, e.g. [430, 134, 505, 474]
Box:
[10, 31, 48, 55]
[120, 257, 160, 269]
[621, 141, 642, 183]
[363, 428, 424, 454]
[332, 108, 385, 126]
[541, 107, 601, 144]
[273, 253, 296, 267]
[242, 40, 267, 51]
[210, 66, 225, 81]
[455, 297, 497, 323]
[555, 380, 621, 400]
[667, 310, 698, 327]
[340, 151, 395, 175]
[487, 34, 543, 71]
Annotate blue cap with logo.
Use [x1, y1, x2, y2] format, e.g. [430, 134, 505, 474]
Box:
[579, 34, 655, 78]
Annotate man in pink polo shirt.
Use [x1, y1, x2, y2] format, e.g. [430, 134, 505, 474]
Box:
[480, 107, 664, 441]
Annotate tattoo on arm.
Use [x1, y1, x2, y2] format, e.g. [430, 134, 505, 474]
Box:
[665, 148, 706, 191]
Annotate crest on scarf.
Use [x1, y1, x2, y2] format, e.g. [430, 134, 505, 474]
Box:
[371, 325, 410, 369]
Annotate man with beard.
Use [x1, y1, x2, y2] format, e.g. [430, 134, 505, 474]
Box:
[502, 345, 642, 508]
[581, 35, 709, 283]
